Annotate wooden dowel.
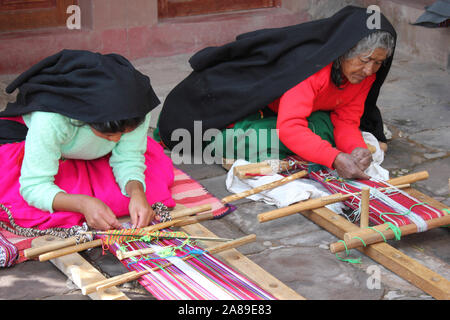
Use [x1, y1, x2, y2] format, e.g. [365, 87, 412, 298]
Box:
[387, 171, 429, 186]
[116, 247, 156, 260]
[234, 163, 274, 179]
[39, 239, 103, 262]
[170, 204, 212, 219]
[221, 170, 308, 204]
[24, 237, 78, 259]
[360, 187, 370, 228]
[258, 181, 416, 223]
[82, 234, 257, 295]
[172, 212, 214, 226]
[330, 214, 450, 253]
[258, 193, 348, 223]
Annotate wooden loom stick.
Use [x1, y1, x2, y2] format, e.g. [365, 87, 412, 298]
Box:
[24, 206, 213, 259]
[234, 162, 274, 179]
[82, 234, 257, 295]
[233, 160, 307, 179]
[258, 184, 411, 223]
[170, 203, 212, 219]
[360, 187, 370, 228]
[257, 171, 429, 223]
[24, 237, 79, 259]
[116, 247, 156, 260]
[39, 239, 103, 262]
[36, 213, 214, 262]
[221, 170, 308, 204]
[329, 214, 450, 253]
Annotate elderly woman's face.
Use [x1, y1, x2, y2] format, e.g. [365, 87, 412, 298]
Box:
[341, 48, 388, 84]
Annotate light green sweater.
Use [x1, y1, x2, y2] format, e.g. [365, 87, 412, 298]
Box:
[20, 111, 151, 213]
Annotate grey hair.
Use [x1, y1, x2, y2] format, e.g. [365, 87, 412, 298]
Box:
[331, 31, 395, 88]
[343, 31, 395, 60]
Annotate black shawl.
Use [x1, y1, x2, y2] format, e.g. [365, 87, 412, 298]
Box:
[0, 49, 160, 144]
[157, 6, 397, 149]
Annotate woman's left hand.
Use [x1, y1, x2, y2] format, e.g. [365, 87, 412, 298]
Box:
[126, 181, 155, 228]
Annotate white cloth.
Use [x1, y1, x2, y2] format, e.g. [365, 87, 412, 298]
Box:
[362, 131, 389, 181]
[226, 159, 345, 213]
[225, 132, 388, 213]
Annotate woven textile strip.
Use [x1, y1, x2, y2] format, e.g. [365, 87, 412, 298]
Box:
[307, 167, 444, 229]
[171, 168, 235, 219]
[104, 225, 276, 300]
[0, 233, 18, 267]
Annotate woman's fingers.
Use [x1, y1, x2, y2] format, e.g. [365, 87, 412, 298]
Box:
[333, 152, 371, 180]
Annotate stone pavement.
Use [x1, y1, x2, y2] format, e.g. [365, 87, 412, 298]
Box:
[0, 50, 449, 301]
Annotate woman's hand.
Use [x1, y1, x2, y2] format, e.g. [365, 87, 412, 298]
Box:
[126, 180, 155, 229]
[333, 152, 371, 180]
[350, 147, 373, 171]
[53, 193, 122, 231]
[80, 197, 123, 230]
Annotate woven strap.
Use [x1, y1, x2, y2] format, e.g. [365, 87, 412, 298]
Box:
[0, 203, 90, 242]
[0, 232, 18, 267]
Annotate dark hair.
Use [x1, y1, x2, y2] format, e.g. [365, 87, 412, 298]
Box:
[88, 116, 145, 133]
[331, 59, 344, 89]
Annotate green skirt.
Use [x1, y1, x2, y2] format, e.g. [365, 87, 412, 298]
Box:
[209, 109, 335, 163]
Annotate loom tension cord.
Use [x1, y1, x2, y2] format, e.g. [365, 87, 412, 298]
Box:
[0, 203, 91, 243]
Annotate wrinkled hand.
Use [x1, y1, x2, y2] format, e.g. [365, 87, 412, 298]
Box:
[333, 152, 371, 180]
[129, 192, 155, 229]
[80, 197, 122, 231]
[350, 147, 373, 172]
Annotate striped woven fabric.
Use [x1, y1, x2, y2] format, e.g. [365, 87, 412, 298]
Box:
[307, 167, 444, 229]
[101, 168, 272, 300]
[0, 233, 18, 267]
[171, 168, 234, 219]
[105, 226, 275, 300]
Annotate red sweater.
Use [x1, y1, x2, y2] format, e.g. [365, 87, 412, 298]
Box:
[268, 63, 376, 169]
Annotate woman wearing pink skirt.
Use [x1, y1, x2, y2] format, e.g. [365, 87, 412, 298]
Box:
[0, 50, 175, 232]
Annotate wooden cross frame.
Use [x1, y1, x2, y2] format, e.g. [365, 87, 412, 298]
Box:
[257, 170, 450, 299]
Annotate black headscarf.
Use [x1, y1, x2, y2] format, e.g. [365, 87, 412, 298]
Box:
[157, 6, 397, 149]
[0, 49, 160, 144]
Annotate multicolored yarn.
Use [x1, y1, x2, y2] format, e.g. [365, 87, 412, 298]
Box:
[98, 230, 192, 246]
[101, 223, 276, 300]
[0, 232, 18, 268]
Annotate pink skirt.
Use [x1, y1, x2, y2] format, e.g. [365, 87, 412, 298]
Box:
[0, 137, 176, 230]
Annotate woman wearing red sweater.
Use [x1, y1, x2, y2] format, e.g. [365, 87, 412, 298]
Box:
[155, 7, 397, 180]
[211, 31, 394, 179]
[271, 32, 393, 179]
